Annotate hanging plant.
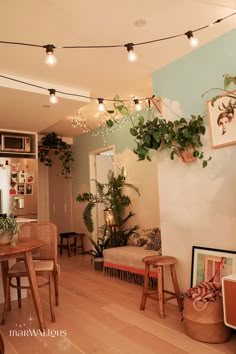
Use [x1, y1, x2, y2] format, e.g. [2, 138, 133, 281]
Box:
[105, 96, 211, 168]
[38, 132, 73, 179]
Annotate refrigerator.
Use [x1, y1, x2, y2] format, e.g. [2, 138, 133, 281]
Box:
[0, 157, 38, 218]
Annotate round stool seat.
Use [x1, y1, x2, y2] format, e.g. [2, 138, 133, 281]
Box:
[142, 255, 177, 266]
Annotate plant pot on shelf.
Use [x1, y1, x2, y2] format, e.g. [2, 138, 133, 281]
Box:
[179, 147, 197, 163]
[94, 258, 104, 271]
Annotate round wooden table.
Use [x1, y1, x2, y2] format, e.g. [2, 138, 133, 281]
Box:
[0, 239, 46, 330]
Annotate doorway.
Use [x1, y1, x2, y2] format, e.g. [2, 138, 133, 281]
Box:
[89, 146, 115, 238]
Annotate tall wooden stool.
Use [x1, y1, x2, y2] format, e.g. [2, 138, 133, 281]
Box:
[59, 232, 85, 257]
[140, 255, 182, 318]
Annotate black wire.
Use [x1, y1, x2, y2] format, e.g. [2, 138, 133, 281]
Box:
[0, 12, 235, 50]
[0, 74, 156, 102]
[0, 41, 43, 48]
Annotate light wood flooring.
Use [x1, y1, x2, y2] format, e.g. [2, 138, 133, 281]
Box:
[0, 253, 236, 354]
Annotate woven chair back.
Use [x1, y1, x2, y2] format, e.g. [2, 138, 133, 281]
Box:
[18, 222, 58, 262]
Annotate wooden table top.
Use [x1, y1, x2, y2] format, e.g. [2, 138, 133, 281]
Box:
[0, 239, 43, 258]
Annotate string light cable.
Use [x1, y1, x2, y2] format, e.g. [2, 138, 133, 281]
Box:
[0, 74, 159, 109]
[0, 11, 235, 64]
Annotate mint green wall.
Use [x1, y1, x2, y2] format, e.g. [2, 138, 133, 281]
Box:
[152, 29, 236, 290]
[153, 29, 236, 115]
[72, 119, 136, 190]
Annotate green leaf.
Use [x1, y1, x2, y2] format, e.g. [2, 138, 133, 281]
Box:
[200, 126, 205, 135]
[138, 116, 145, 124]
[203, 160, 208, 168]
[211, 95, 222, 106]
[130, 128, 138, 136]
[117, 105, 129, 116]
[106, 119, 114, 128]
[144, 134, 151, 145]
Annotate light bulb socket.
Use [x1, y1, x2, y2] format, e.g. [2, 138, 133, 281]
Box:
[48, 88, 58, 104]
[44, 44, 56, 54]
[125, 43, 134, 53]
[98, 98, 104, 104]
[185, 31, 193, 40]
[49, 88, 56, 96]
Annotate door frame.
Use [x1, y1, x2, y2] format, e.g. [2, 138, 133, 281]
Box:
[89, 145, 115, 239]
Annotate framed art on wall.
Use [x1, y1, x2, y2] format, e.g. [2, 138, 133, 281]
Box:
[191, 246, 236, 287]
[206, 91, 236, 148]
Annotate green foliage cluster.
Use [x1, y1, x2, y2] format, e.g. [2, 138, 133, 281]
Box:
[130, 114, 211, 168]
[0, 217, 18, 235]
[76, 168, 140, 233]
[105, 96, 210, 168]
[38, 132, 73, 179]
[83, 226, 111, 260]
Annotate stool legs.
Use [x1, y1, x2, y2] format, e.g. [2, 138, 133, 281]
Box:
[67, 238, 71, 257]
[140, 263, 149, 310]
[140, 261, 181, 319]
[60, 236, 63, 256]
[157, 265, 164, 318]
[170, 264, 182, 311]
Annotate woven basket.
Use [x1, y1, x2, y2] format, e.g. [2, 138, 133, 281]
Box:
[183, 297, 231, 343]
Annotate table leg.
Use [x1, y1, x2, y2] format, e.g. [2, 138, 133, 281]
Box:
[24, 251, 46, 331]
[1, 260, 11, 311]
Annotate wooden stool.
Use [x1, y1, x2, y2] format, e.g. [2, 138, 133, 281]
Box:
[140, 255, 182, 318]
[59, 232, 85, 257]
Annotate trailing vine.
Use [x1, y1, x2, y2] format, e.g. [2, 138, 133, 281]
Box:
[38, 132, 73, 179]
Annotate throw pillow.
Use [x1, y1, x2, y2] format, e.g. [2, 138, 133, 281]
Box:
[144, 228, 162, 252]
[127, 231, 146, 247]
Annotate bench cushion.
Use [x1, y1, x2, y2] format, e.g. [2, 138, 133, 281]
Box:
[103, 246, 161, 275]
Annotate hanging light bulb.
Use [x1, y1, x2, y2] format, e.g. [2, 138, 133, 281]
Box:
[134, 99, 142, 111]
[125, 43, 137, 62]
[98, 98, 105, 112]
[185, 31, 199, 47]
[44, 44, 57, 66]
[48, 89, 58, 104]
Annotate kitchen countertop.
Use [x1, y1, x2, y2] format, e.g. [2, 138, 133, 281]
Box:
[16, 217, 37, 223]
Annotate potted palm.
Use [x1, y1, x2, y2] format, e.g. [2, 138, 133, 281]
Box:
[0, 216, 18, 245]
[76, 167, 140, 233]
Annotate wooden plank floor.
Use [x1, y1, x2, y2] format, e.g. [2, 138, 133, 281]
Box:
[0, 254, 235, 354]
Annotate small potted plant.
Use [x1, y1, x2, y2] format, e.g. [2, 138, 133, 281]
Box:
[0, 216, 18, 245]
[83, 226, 110, 270]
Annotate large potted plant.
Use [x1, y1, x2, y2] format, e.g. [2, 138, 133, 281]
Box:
[0, 216, 18, 245]
[76, 168, 140, 241]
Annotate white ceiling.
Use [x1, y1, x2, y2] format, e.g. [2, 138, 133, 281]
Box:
[0, 0, 236, 137]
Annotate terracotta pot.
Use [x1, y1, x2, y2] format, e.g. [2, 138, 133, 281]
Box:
[179, 147, 197, 163]
[0, 229, 13, 245]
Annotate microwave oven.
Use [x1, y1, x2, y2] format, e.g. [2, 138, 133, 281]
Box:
[1, 134, 31, 152]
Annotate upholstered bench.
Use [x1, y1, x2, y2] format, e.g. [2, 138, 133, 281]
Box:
[103, 227, 161, 284]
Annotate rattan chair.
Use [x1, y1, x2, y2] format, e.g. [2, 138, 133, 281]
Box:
[1, 222, 59, 325]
